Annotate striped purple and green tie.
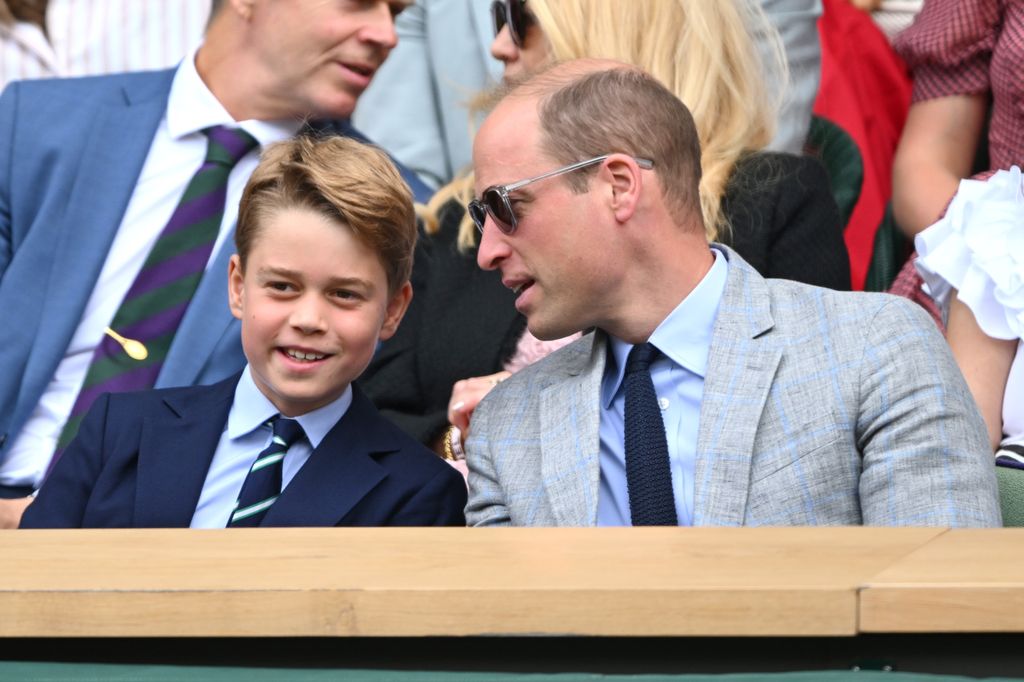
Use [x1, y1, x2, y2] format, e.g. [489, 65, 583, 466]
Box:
[51, 126, 259, 464]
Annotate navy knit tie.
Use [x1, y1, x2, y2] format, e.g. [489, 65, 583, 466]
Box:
[624, 343, 678, 525]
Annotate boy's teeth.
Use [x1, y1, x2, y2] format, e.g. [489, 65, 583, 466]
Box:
[287, 349, 325, 361]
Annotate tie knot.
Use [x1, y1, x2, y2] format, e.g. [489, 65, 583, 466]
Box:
[202, 125, 259, 167]
[268, 417, 305, 448]
[625, 342, 660, 374]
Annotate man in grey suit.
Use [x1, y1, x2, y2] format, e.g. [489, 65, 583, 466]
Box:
[464, 59, 1001, 528]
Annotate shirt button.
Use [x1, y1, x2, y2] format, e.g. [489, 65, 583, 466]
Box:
[658, 397, 670, 410]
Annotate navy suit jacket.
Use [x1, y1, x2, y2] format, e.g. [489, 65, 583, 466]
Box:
[0, 69, 431, 462]
[21, 375, 467, 527]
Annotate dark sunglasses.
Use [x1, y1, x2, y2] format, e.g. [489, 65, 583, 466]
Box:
[491, 0, 535, 48]
[468, 155, 655, 236]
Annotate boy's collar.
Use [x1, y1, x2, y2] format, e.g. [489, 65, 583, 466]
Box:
[227, 366, 353, 449]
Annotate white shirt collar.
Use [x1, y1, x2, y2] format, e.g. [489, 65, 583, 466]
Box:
[165, 47, 300, 146]
[602, 247, 728, 408]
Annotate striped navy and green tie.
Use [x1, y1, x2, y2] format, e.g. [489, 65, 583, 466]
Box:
[229, 417, 305, 527]
[49, 126, 259, 470]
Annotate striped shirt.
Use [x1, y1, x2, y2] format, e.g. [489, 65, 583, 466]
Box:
[0, 0, 210, 90]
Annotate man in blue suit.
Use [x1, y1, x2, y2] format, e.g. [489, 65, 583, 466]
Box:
[0, 0, 429, 526]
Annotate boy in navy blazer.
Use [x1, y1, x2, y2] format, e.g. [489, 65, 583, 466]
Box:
[21, 137, 467, 528]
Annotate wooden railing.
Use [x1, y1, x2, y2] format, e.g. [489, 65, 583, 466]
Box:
[1, 527, 1022, 638]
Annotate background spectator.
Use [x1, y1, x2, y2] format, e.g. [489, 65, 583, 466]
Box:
[354, 0, 825, 190]
[0, 0, 215, 89]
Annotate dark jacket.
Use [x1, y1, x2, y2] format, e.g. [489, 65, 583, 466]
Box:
[22, 375, 467, 528]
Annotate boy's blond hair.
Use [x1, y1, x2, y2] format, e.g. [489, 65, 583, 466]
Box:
[236, 135, 416, 295]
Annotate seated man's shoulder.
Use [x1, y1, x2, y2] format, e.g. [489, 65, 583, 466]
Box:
[1, 69, 176, 121]
[6, 69, 172, 99]
[765, 278, 937, 337]
[486, 332, 597, 401]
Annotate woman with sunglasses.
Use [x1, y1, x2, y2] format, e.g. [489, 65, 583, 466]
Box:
[359, 0, 850, 464]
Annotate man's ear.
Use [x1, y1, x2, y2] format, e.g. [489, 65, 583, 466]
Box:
[227, 254, 245, 321]
[378, 281, 413, 341]
[601, 154, 644, 223]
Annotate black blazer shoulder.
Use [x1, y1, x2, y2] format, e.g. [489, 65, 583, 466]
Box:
[721, 152, 851, 290]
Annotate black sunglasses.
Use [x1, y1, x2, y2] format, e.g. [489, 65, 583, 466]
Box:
[468, 155, 655, 236]
[490, 0, 535, 48]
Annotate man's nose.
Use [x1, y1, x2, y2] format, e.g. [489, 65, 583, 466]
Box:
[476, 219, 511, 271]
[360, 3, 399, 50]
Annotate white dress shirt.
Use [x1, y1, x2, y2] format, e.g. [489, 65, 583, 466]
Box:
[597, 249, 728, 526]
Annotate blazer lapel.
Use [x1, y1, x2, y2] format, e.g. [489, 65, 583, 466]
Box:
[262, 387, 388, 527]
[693, 247, 781, 526]
[540, 333, 605, 526]
[134, 375, 238, 527]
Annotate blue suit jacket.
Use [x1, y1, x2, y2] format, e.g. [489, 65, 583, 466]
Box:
[20, 375, 467, 527]
[0, 69, 431, 460]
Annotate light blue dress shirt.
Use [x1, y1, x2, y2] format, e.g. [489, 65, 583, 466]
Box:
[597, 249, 728, 526]
[190, 366, 353, 528]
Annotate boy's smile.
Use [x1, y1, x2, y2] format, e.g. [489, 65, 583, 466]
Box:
[228, 206, 410, 417]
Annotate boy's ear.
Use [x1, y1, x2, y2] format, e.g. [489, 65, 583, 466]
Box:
[378, 282, 413, 341]
[227, 254, 245, 321]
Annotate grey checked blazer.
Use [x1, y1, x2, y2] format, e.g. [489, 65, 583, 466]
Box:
[465, 247, 1001, 527]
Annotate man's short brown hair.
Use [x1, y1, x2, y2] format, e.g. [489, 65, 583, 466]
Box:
[236, 135, 416, 295]
[527, 65, 703, 228]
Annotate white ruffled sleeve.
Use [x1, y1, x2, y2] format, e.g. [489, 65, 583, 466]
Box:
[915, 166, 1024, 341]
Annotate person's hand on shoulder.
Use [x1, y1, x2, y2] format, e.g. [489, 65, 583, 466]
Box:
[447, 371, 512, 433]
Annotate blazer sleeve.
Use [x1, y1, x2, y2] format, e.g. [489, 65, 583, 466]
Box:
[856, 297, 1002, 527]
[464, 391, 512, 527]
[20, 393, 113, 528]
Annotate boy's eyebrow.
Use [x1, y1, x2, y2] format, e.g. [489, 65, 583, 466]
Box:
[257, 267, 376, 291]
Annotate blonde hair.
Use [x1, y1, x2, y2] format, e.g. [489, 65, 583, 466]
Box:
[423, 0, 785, 250]
[237, 135, 416, 295]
